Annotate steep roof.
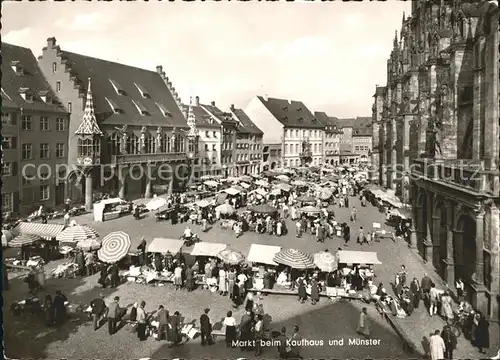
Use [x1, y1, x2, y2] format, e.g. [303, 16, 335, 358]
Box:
[257, 96, 322, 129]
[2, 43, 67, 112]
[232, 108, 263, 135]
[181, 104, 220, 129]
[314, 111, 340, 127]
[373, 86, 386, 97]
[353, 117, 372, 137]
[336, 118, 356, 129]
[201, 104, 237, 125]
[58, 50, 187, 128]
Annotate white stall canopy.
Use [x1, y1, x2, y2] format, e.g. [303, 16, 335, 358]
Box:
[93, 198, 127, 222]
[337, 250, 381, 265]
[190, 242, 227, 257]
[247, 244, 282, 265]
[147, 238, 185, 254]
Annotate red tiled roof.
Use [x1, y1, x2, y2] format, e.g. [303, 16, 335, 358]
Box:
[258, 96, 323, 129]
[232, 108, 263, 135]
[59, 50, 187, 128]
[2, 43, 67, 112]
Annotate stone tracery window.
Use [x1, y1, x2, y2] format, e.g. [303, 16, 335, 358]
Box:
[146, 134, 156, 154]
[127, 133, 140, 154]
[108, 132, 121, 155]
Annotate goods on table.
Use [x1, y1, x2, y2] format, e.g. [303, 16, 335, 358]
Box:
[121, 265, 175, 284]
[50, 263, 79, 278]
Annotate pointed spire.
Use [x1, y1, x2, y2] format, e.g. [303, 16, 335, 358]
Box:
[75, 78, 102, 136]
[402, 11, 405, 23]
[393, 31, 398, 48]
[187, 95, 198, 137]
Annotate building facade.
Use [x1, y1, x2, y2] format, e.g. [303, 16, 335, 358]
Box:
[314, 111, 342, 166]
[229, 105, 263, 175]
[262, 144, 282, 170]
[374, 1, 499, 320]
[2, 43, 70, 217]
[244, 95, 324, 169]
[352, 117, 373, 163]
[38, 38, 192, 208]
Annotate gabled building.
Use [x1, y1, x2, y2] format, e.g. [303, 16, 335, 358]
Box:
[229, 104, 263, 175]
[181, 96, 222, 177]
[314, 111, 342, 166]
[199, 100, 238, 177]
[2, 42, 70, 216]
[244, 95, 324, 168]
[335, 118, 357, 164]
[38, 37, 191, 206]
[352, 117, 373, 163]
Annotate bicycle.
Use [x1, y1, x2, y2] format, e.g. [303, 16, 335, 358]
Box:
[448, 312, 467, 338]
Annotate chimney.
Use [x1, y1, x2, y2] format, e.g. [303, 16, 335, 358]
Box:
[264, 94, 268, 101]
[156, 65, 163, 74]
[230, 104, 235, 111]
[195, 96, 200, 106]
[47, 37, 57, 48]
[211, 101, 216, 106]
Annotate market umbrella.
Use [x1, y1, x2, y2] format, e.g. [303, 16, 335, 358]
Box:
[216, 203, 235, 215]
[56, 225, 100, 245]
[255, 188, 268, 196]
[217, 248, 245, 265]
[239, 175, 253, 183]
[9, 233, 43, 247]
[273, 249, 315, 269]
[297, 195, 315, 202]
[314, 250, 337, 272]
[292, 180, 308, 187]
[77, 238, 102, 251]
[276, 183, 291, 192]
[276, 175, 290, 182]
[300, 206, 321, 214]
[195, 199, 211, 208]
[145, 197, 167, 211]
[319, 189, 333, 200]
[97, 231, 131, 263]
[249, 204, 278, 214]
[270, 188, 282, 196]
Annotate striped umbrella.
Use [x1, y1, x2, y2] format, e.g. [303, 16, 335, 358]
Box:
[273, 249, 315, 269]
[56, 225, 99, 245]
[314, 251, 337, 272]
[9, 233, 43, 247]
[217, 248, 245, 265]
[97, 231, 131, 263]
[77, 238, 102, 251]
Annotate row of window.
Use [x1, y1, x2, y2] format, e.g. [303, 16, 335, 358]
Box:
[236, 153, 261, 162]
[325, 142, 340, 149]
[284, 143, 323, 155]
[222, 155, 233, 164]
[236, 143, 261, 151]
[222, 142, 233, 151]
[18, 143, 65, 160]
[20, 115, 66, 131]
[283, 157, 322, 167]
[3, 186, 50, 212]
[285, 129, 323, 139]
[355, 146, 370, 151]
[325, 133, 340, 139]
[202, 131, 218, 138]
[107, 134, 186, 155]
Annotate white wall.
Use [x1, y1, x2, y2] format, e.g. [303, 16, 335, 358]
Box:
[244, 96, 283, 144]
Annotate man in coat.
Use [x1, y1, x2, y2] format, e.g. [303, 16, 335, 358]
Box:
[107, 296, 121, 335]
[199, 308, 212, 346]
[409, 277, 421, 309]
[441, 325, 457, 359]
[156, 305, 168, 341]
[421, 273, 433, 308]
[429, 329, 446, 360]
[90, 294, 106, 331]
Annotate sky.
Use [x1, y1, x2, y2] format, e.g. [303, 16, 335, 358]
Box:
[2, 1, 410, 118]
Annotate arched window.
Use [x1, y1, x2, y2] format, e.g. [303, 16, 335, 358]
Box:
[176, 136, 185, 153]
[127, 134, 140, 154]
[146, 134, 156, 154]
[77, 138, 93, 157]
[162, 135, 170, 153]
[93, 138, 100, 156]
[108, 132, 121, 155]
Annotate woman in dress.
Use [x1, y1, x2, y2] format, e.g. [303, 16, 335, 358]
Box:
[227, 268, 236, 300]
[310, 277, 320, 305]
[440, 291, 454, 322]
[169, 311, 181, 346]
[219, 267, 227, 296]
[223, 310, 237, 347]
[297, 276, 307, 303]
[185, 266, 195, 292]
[44, 294, 54, 326]
[356, 307, 370, 338]
[245, 291, 254, 312]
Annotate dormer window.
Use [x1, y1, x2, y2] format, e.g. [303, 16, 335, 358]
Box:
[11, 61, 24, 75]
[109, 79, 125, 95]
[298, 117, 303, 122]
[39, 91, 50, 103]
[297, 107, 302, 112]
[282, 106, 288, 111]
[134, 83, 150, 98]
[282, 116, 288, 122]
[131, 100, 149, 115]
[105, 97, 122, 113]
[156, 102, 171, 117]
[311, 118, 317, 123]
[19, 88, 33, 102]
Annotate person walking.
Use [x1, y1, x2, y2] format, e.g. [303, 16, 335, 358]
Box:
[254, 314, 264, 356]
[90, 294, 106, 331]
[200, 308, 213, 346]
[409, 277, 421, 309]
[440, 291, 454, 323]
[474, 312, 490, 354]
[350, 206, 357, 222]
[429, 284, 439, 316]
[223, 310, 237, 348]
[53, 290, 67, 327]
[343, 224, 350, 245]
[297, 276, 307, 303]
[136, 301, 147, 341]
[173, 264, 183, 290]
[218, 267, 227, 296]
[276, 327, 290, 359]
[227, 268, 236, 300]
[156, 305, 168, 341]
[107, 296, 121, 335]
[185, 266, 195, 292]
[290, 325, 303, 359]
[44, 295, 54, 327]
[170, 311, 181, 346]
[441, 325, 457, 360]
[356, 307, 370, 338]
[430, 329, 446, 360]
[109, 263, 120, 288]
[85, 251, 95, 276]
[421, 273, 433, 308]
[310, 277, 320, 305]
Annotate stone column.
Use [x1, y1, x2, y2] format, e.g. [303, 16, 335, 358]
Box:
[118, 166, 127, 199]
[453, 229, 464, 278]
[416, 206, 425, 248]
[391, 118, 397, 191]
[432, 214, 441, 270]
[443, 201, 455, 286]
[382, 123, 388, 187]
[144, 179, 152, 198]
[471, 208, 487, 314]
[424, 192, 434, 265]
[85, 172, 93, 211]
[489, 204, 500, 320]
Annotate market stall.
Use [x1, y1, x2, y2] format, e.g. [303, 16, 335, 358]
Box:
[247, 244, 281, 266]
[191, 242, 228, 289]
[97, 231, 132, 264]
[147, 238, 185, 255]
[93, 198, 129, 222]
[56, 225, 100, 247]
[337, 250, 381, 266]
[145, 197, 168, 211]
[12, 222, 65, 240]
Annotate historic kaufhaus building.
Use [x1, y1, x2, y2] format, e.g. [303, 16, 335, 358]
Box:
[372, 0, 499, 321]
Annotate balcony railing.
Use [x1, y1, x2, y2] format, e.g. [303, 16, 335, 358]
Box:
[411, 158, 494, 194]
[110, 152, 187, 165]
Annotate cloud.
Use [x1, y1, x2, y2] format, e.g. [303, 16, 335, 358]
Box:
[54, 12, 113, 31]
[2, 27, 32, 44]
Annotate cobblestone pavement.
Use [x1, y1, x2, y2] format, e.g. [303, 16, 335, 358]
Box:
[4, 195, 497, 359]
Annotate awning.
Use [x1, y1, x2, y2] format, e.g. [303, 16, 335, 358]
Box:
[240, 182, 251, 189]
[337, 250, 381, 265]
[276, 183, 291, 192]
[223, 187, 240, 195]
[255, 180, 269, 187]
[9, 233, 43, 247]
[147, 238, 185, 254]
[204, 180, 219, 187]
[12, 222, 65, 240]
[247, 244, 281, 265]
[191, 242, 227, 257]
[255, 188, 267, 196]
